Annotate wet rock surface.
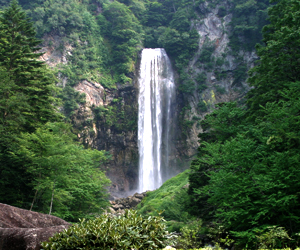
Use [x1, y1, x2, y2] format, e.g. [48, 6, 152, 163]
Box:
[0, 203, 70, 250]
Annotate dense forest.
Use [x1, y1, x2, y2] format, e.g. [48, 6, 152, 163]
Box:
[187, 0, 300, 247]
[1, 0, 300, 249]
[0, 0, 111, 221]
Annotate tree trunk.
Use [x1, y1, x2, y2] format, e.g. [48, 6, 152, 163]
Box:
[30, 188, 39, 211]
[49, 182, 55, 215]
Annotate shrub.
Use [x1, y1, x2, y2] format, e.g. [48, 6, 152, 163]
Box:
[256, 226, 292, 249]
[175, 222, 203, 249]
[215, 85, 226, 94]
[41, 210, 167, 250]
[198, 100, 208, 112]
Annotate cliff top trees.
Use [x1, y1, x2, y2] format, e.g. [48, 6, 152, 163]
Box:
[247, 0, 300, 115]
[102, 1, 143, 81]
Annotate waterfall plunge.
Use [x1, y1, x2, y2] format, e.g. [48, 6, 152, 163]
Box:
[138, 48, 175, 192]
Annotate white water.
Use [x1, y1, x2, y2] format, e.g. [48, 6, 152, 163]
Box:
[138, 48, 175, 192]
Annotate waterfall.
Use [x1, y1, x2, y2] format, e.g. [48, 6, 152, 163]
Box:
[138, 48, 175, 192]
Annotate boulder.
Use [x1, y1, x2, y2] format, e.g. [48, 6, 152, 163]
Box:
[112, 204, 124, 210]
[0, 203, 70, 250]
[128, 197, 141, 207]
[133, 193, 144, 199]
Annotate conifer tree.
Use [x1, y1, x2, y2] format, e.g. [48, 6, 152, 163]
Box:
[0, 0, 61, 132]
[0, 0, 61, 206]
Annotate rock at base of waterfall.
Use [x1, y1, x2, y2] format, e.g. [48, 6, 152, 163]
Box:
[109, 192, 147, 215]
[0, 203, 70, 250]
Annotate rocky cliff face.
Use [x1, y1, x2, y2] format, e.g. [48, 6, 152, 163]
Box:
[72, 78, 139, 197]
[173, 2, 257, 159]
[39, 1, 257, 197]
[40, 37, 139, 197]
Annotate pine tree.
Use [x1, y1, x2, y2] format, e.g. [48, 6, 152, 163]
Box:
[0, 0, 61, 207]
[0, 0, 61, 132]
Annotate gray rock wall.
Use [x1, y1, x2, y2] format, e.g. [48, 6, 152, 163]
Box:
[174, 2, 257, 158]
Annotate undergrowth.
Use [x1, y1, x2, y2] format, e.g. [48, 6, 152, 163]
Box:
[136, 170, 196, 232]
[41, 210, 167, 250]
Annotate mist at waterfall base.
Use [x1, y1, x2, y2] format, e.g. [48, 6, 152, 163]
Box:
[138, 48, 176, 193]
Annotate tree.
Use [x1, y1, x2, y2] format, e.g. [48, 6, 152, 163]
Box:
[0, 0, 61, 207]
[102, 1, 143, 79]
[16, 122, 111, 221]
[247, 0, 300, 117]
[0, 0, 61, 132]
[188, 102, 247, 219]
[188, 0, 300, 247]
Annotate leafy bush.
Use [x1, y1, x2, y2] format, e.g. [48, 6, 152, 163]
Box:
[175, 223, 203, 249]
[198, 100, 208, 112]
[256, 226, 291, 249]
[233, 63, 247, 85]
[214, 85, 226, 94]
[41, 210, 167, 250]
[198, 44, 215, 63]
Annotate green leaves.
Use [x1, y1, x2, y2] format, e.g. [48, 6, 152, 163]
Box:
[136, 170, 196, 232]
[41, 210, 167, 249]
[189, 3, 300, 237]
[102, 1, 143, 77]
[16, 122, 111, 221]
[0, 1, 62, 206]
[247, 0, 300, 115]
[189, 82, 300, 247]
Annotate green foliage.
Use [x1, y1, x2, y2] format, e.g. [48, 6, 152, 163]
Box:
[178, 71, 196, 94]
[188, 2, 300, 243]
[16, 122, 111, 221]
[143, 0, 200, 99]
[197, 100, 208, 112]
[58, 86, 86, 119]
[190, 84, 300, 248]
[217, 6, 226, 18]
[214, 85, 226, 94]
[256, 226, 292, 249]
[196, 72, 207, 93]
[170, 8, 190, 32]
[29, 0, 85, 36]
[247, 0, 300, 116]
[233, 63, 248, 86]
[0, 1, 62, 207]
[175, 223, 203, 249]
[0, 0, 61, 131]
[158, 28, 199, 62]
[137, 170, 196, 232]
[228, 0, 269, 52]
[198, 44, 215, 64]
[102, 1, 143, 77]
[41, 210, 167, 249]
[93, 99, 137, 132]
